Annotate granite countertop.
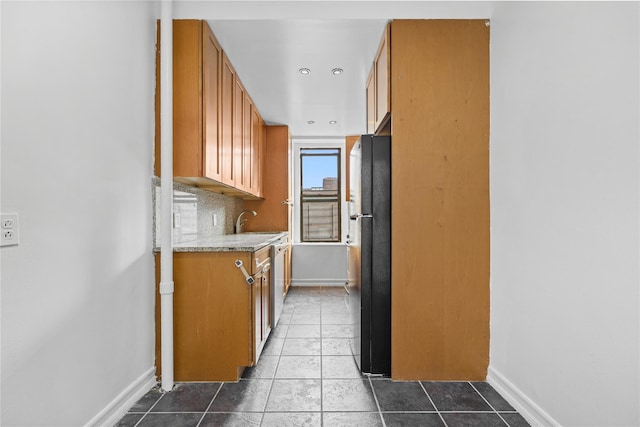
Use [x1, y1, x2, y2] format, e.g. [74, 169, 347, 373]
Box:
[156, 232, 288, 253]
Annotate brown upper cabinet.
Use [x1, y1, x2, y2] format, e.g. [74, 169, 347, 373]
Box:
[366, 23, 391, 135]
[249, 108, 265, 197]
[220, 50, 236, 188]
[233, 74, 246, 190]
[156, 20, 265, 199]
[202, 22, 223, 182]
[365, 69, 376, 134]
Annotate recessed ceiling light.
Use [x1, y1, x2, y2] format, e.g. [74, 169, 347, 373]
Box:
[307, 120, 315, 124]
[329, 120, 337, 125]
[299, 68, 311, 75]
[331, 68, 344, 75]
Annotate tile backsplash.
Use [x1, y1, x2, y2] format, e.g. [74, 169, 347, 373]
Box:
[153, 178, 244, 247]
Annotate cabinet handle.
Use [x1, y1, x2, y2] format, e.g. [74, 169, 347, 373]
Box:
[255, 257, 270, 270]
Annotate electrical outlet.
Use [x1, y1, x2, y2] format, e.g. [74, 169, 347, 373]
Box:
[1, 213, 20, 247]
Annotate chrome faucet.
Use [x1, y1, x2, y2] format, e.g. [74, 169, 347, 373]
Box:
[235, 210, 257, 234]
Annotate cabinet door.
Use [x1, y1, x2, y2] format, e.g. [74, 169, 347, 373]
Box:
[374, 24, 391, 131]
[242, 125, 290, 231]
[366, 68, 375, 134]
[249, 107, 263, 197]
[233, 78, 246, 190]
[172, 20, 203, 177]
[203, 23, 222, 181]
[251, 267, 271, 364]
[221, 53, 235, 186]
[262, 267, 271, 336]
[157, 251, 254, 382]
[284, 246, 292, 294]
[242, 92, 253, 194]
[252, 270, 263, 365]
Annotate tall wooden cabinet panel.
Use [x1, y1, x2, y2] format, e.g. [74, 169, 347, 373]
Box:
[243, 125, 291, 232]
[389, 20, 490, 381]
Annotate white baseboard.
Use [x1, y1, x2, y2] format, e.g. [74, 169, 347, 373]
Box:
[290, 279, 347, 287]
[85, 367, 156, 427]
[487, 366, 560, 427]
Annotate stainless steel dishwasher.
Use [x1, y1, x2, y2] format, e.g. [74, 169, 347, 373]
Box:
[271, 234, 289, 327]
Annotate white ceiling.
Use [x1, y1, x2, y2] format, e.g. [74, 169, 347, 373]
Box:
[208, 19, 388, 138]
[172, 1, 493, 138]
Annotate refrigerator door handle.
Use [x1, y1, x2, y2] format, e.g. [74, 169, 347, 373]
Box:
[350, 214, 373, 220]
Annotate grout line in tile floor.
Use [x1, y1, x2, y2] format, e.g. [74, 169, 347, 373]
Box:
[368, 375, 388, 427]
[470, 380, 514, 426]
[420, 380, 448, 427]
[260, 312, 286, 427]
[196, 382, 222, 427]
[132, 391, 160, 427]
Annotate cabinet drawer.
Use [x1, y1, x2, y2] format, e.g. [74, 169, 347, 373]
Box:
[252, 246, 271, 274]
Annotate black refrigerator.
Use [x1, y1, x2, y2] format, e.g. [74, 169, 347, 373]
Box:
[347, 134, 391, 376]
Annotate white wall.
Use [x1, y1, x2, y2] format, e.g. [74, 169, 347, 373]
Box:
[1, 1, 157, 425]
[489, 2, 639, 426]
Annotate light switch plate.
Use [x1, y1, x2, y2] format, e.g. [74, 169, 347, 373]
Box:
[1, 213, 20, 247]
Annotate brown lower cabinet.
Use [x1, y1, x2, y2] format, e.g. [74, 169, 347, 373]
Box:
[154, 246, 271, 382]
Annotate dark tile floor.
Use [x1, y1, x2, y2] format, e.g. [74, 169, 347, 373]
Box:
[116, 286, 529, 427]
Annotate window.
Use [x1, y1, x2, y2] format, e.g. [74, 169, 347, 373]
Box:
[300, 148, 341, 242]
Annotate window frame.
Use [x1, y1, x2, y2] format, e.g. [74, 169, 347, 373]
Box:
[299, 148, 342, 243]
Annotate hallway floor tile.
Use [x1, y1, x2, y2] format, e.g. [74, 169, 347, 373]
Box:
[116, 286, 530, 427]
